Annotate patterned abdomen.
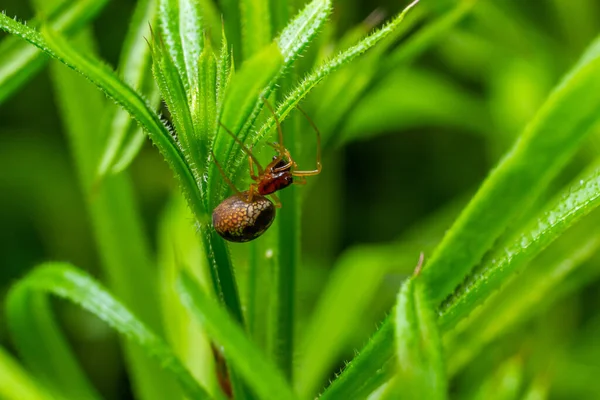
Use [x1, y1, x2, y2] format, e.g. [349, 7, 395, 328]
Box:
[212, 191, 276, 242]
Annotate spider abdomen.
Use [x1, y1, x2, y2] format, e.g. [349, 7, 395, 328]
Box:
[212, 191, 275, 242]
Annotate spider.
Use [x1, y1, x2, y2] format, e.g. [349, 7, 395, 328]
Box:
[211, 99, 322, 242]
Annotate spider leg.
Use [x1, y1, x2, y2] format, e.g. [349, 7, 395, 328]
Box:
[270, 192, 282, 208]
[295, 105, 322, 176]
[293, 176, 307, 185]
[211, 150, 240, 195]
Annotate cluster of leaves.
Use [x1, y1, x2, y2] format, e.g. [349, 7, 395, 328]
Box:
[2, 0, 600, 399]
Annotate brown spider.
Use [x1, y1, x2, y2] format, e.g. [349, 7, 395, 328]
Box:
[211, 99, 322, 242]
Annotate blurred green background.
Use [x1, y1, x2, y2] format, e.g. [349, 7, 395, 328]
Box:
[2, 0, 600, 398]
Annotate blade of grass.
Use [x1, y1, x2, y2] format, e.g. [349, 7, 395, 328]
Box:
[96, 0, 159, 178]
[295, 245, 407, 398]
[439, 162, 600, 331]
[274, 119, 298, 382]
[297, 188, 466, 397]
[253, 0, 419, 148]
[269, 0, 290, 36]
[157, 194, 220, 395]
[209, 43, 283, 205]
[321, 31, 600, 400]
[421, 33, 600, 304]
[6, 264, 210, 399]
[382, 276, 446, 400]
[0, 0, 108, 104]
[190, 40, 217, 192]
[157, 0, 204, 90]
[470, 357, 524, 400]
[178, 272, 298, 400]
[218, 0, 242, 62]
[241, 0, 271, 58]
[445, 222, 600, 375]
[220, 0, 332, 181]
[0, 347, 56, 400]
[211, 7, 333, 369]
[150, 29, 203, 188]
[319, 316, 396, 400]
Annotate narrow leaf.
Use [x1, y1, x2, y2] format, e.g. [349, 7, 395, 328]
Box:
[6, 263, 210, 399]
[277, 0, 330, 63]
[178, 272, 297, 400]
[157, 195, 219, 393]
[254, 0, 419, 146]
[445, 225, 600, 375]
[470, 357, 524, 400]
[241, 0, 271, 58]
[0, 0, 108, 104]
[295, 245, 400, 398]
[150, 33, 201, 182]
[320, 317, 395, 400]
[97, 0, 159, 177]
[221, 0, 332, 184]
[384, 277, 446, 400]
[190, 40, 218, 186]
[0, 347, 55, 400]
[421, 33, 600, 304]
[209, 43, 283, 206]
[157, 0, 204, 89]
[439, 163, 600, 331]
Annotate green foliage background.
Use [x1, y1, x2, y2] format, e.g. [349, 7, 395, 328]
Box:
[1, 0, 600, 399]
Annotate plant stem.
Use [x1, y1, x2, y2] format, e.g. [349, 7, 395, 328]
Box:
[275, 185, 298, 381]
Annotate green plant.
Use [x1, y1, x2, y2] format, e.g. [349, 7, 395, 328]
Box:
[2, 0, 600, 399]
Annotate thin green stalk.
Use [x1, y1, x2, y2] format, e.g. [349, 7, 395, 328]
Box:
[274, 177, 298, 381]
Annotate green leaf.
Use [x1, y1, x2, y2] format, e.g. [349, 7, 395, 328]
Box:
[0, 15, 205, 220]
[190, 40, 218, 187]
[384, 277, 446, 400]
[254, 0, 419, 147]
[470, 357, 524, 400]
[241, 0, 272, 58]
[295, 245, 405, 398]
[157, 0, 204, 90]
[320, 316, 396, 400]
[209, 42, 283, 205]
[219, 0, 243, 62]
[0, 347, 56, 400]
[150, 29, 202, 187]
[0, 0, 108, 104]
[157, 194, 220, 394]
[96, 0, 159, 177]
[276, 0, 330, 63]
[177, 272, 297, 400]
[313, 194, 465, 399]
[421, 33, 600, 304]
[6, 263, 210, 399]
[445, 219, 600, 375]
[439, 163, 600, 331]
[218, 0, 332, 188]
